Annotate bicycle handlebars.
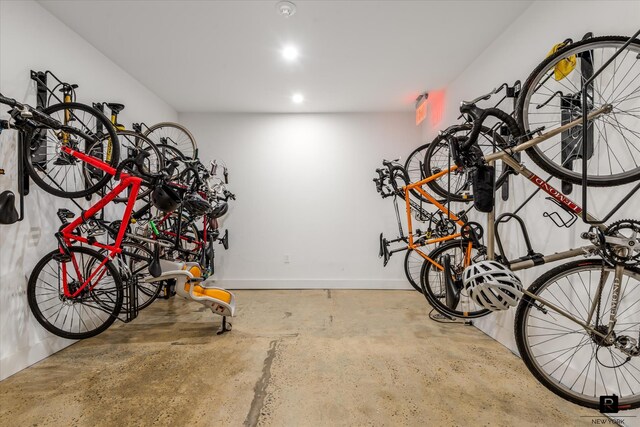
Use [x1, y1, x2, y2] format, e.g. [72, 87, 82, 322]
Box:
[0, 94, 18, 108]
[115, 150, 168, 183]
[458, 106, 521, 152]
[461, 82, 512, 107]
[0, 93, 64, 130]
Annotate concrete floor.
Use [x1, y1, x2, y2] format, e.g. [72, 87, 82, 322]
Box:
[0, 290, 603, 426]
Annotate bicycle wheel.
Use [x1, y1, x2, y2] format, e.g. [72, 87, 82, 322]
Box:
[26, 102, 120, 198]
[155, 212, 201, 261]
[27, 246, 123, 339]
[420, 239, 491, 318]
[404, 143, 431, 203]
[116, 242, 162, 311]
[156, 143, 187, 180]
[515, 259, 640, 409]
[143, 122, 197, 159]
[423, 124, 506, 202]
[388, 165, 410, 199]
[517, 35, 640, 186]
[87, 130, 164, 202]
[404, 248, 425, 293]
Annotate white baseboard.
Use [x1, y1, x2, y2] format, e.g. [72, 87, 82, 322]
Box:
[209, 279, 412, 290]
[0, 337, 75, 381]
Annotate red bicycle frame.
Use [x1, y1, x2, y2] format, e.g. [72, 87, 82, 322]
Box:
[156, 212, 206, 251]
[56, 146, 142, 298]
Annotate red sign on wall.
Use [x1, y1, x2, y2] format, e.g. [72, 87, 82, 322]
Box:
[415, 100, 427, 125]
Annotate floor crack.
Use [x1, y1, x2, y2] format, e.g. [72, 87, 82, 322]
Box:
[244, 339, 279, 427]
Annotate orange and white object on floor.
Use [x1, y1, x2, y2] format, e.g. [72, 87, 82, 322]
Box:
[145, 259, 236, 333]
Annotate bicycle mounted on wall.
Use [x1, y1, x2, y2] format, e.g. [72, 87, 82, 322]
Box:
[0, 70, 78, 224]
[375, 31, 640, 410]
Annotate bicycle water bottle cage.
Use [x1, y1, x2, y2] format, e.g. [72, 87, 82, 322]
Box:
[0, 191, 19, 224]
[542, 197, 578, 228]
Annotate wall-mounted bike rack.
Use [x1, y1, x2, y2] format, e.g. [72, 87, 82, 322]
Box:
[560, 32, 595, 196]
[500, 80, 521, 201]
[580, 29, 640, 225]
[457, 80, 521, 202]
[0, 70, 78, 224]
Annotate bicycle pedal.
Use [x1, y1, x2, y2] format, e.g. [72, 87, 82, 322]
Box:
[431, 313, 454, 321]
[57, 208, 75, 219]
[53, 152, 76, 166]
[87, 228, 106, 237]
[52, 253, 71, 263]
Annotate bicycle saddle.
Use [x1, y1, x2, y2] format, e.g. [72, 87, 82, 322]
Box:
[59, 84, 79, 92]
[106, 103, 125, 114]
[0, 190, 19, 224]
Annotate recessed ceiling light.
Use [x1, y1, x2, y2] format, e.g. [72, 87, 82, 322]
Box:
[282, 45, 299, 61]
[276, 1, 296, 18]
[292, 93, 304, 104]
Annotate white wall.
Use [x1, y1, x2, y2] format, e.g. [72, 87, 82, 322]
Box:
[0, 0, 177, 379]
[179, 112, 423, 289]
[428, 0, 640, 353]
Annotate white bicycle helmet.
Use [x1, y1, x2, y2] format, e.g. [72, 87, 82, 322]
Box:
[462, 261, 523, 311]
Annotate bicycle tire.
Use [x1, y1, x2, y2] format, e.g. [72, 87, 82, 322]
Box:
[423, 124, 506, 202]
[515, 259, 640, 409]
[156, 143, 187, 180]
[419, 239, 491, 318]
[25, 102, 120, 199]
[404, 143, 431, 203]
[155, 212, 201, 262]
[388, 164, 410, 199]
[28, 246, 123, 339]
[404, 248, 424, 293]
[143, 122, 197, 159]
[87, 130, 164, 203]
[516, 35, 640, 186]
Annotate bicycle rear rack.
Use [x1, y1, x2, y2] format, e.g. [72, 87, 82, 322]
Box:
[580, 29, 640, 225]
